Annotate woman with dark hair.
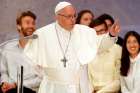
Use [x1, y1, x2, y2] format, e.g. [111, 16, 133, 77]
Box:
[76, 9, 94, 26]
[120, 31, 140, 93]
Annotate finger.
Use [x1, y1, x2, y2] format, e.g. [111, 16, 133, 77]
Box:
[114, 19, 119, 25]
[115, 25, 120, 32]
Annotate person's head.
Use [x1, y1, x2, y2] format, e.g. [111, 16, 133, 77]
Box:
[76, 10, 94, 26]
[89, 18, 108, 35]
[16, 11, 36, 37]
[120, 31, 140, 76]
[55, 1, 76, 31]
[98, 13, 114, 29]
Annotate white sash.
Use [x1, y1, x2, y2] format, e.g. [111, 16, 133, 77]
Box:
[43, 67, 81, 85]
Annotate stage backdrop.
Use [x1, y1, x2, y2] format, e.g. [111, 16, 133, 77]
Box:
[0, 0, 140, 43]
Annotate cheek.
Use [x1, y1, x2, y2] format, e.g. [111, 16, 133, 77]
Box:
[61, 19, 67, 24]
[136, 45, 140, 51]
[81, 19, 86, 23]
[126, 44, 130, 51]
[21, 24, 28, 29]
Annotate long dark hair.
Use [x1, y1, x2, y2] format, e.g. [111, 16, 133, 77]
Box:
[120, 31, 140, 76]
[76, 10, 94, 24]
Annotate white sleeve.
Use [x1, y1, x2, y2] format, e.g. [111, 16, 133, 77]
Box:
[97, 80, 120, 93]
[132, 61, 140, 93]
[120, 76, 131, 93]
[97, 58, 121, 93]
[108, 33, 118, 43]
[133, 80, 140, 93]
[0, 52, 14, 83]
[23, 75, 42, 89]
[80, 65, 93, 93]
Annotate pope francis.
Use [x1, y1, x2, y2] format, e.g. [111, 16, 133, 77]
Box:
[24, 1, 117, 93]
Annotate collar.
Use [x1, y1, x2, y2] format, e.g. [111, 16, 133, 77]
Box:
[55, 21, 73, 33]
[130, 52, 140, 63]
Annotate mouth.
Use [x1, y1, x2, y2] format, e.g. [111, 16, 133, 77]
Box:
[130, 47, 136, 50]
[70, 24, 75, 26]
[129, 47, 138, 53]
[27, 28, 35, 32]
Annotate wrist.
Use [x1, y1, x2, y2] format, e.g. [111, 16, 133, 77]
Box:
[0, 82, 4, 87]
[109, 33, 115, 37]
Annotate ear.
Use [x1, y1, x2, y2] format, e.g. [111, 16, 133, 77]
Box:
[55, 15, 58, 20]
[17, 25, 21, 31]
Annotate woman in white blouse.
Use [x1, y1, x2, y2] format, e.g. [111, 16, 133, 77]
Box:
[120, 31, 140, 93]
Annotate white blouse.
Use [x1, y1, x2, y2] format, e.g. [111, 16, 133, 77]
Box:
[121, 53, 140, 93]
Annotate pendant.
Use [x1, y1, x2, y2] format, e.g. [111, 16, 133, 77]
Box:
[61, 56, 67, 67]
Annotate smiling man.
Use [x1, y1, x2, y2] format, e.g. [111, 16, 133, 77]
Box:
[0, 11, 41, 93]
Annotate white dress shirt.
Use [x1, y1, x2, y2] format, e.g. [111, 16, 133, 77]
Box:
[0, 40, 41, 91]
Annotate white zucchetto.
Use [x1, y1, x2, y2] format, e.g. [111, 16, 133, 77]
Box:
[55, 1, 72, 14]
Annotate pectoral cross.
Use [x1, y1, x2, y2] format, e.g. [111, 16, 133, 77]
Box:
[61, 56, 67, 67]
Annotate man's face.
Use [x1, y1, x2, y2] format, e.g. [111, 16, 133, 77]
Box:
[94, 24, 107, 35]
[56, 5, 76, 31]
[18, 16, 36, 36]
[105, 19, 112, 30]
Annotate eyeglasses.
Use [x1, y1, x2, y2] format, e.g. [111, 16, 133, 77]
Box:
[58, 14, 77, 19]
[96, 29, 107, 35]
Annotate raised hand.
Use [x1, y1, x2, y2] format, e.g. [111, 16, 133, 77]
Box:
[109, 19, 120, 37]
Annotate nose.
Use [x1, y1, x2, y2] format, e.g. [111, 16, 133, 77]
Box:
[70, 17, 76, 24]
[29, 23, 35, 28]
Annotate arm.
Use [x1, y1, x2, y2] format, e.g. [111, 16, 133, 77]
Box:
[109, 19, 120, 37]
[23, 75, 42, 89]
[120, 76, 131, 93]
[97, 59, 121, 93]
[132, 77, 140, 93]
[97, 45, 122, 93]
[80, 64, 93, 93]
[88, 63, 95, 93]
[132, 60, 140, 93]
[0, 52, 14, 83]
[0, 52, 16, 92]
[97, 80, 120, 93]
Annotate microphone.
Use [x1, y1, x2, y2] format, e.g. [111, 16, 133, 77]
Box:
[20, 34, 38, 40]
[31, 34, 38, 39]
[0, 34, 38, 48]
[24, 34, 38, 39]
[17, 66, 24, 93]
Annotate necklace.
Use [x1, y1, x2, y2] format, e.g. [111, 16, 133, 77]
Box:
[55, 24, 72, 67]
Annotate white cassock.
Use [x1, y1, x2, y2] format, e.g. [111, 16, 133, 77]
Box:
[24, 22, 112, 93]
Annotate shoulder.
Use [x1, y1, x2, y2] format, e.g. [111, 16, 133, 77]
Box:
[0, 39, 18, 49]
[74, 24, 97, 37]
[35, 22, 55, 34]
[134, 56, 140, 78]
[109, 44, 122, 57]
[0, 40, 19, 55]
[75, 24, 96, 32]
[112, 44, 122, 50]
[137, 59, 140, 65]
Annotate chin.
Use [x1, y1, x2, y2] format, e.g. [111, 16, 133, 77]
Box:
[26, 33, 33, 36]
